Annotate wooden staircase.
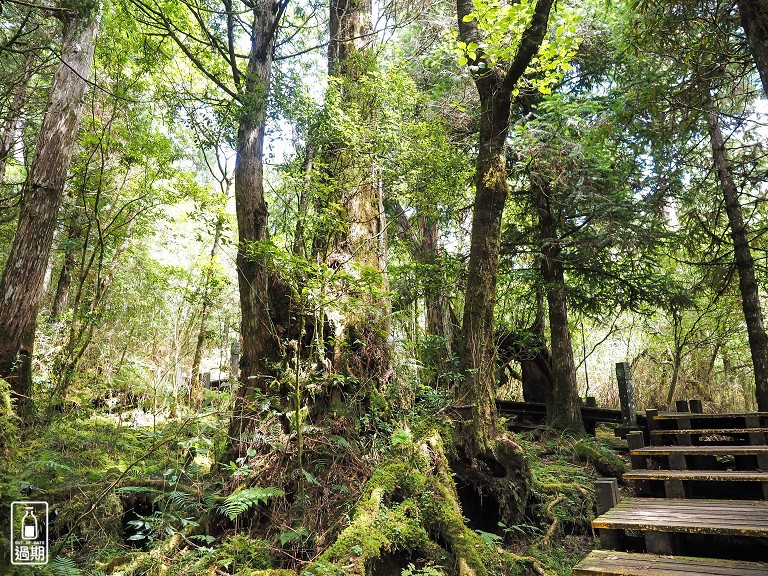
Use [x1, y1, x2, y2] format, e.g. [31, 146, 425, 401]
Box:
[574, 402, 768, 575]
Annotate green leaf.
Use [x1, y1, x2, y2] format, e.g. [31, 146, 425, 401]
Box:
[277, 527, 309, 545]
[219, 486, 285, 521]
[391, 427, 413, 447]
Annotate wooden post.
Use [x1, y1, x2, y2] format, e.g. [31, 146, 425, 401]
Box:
[595, 477, 620, 515]
[645, 531, 677, 555]
[627, 431, 651, 496]
[615, 362, 637, 426]
[675, 400, 690, 412]
[595, 478, 622, 549]
[203, 371, 211, 389]
[586, 396, 597, 408]
[664, 479, 688, 498]
[646, 408, 661, 445]
[626, 431, 647, 469]
[230, 340, 241, 381]
[689, 399, 703, 413]
[746, 415, 766, 445]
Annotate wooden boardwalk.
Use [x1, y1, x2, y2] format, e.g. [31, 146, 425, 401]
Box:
[574, 401, 768, 575]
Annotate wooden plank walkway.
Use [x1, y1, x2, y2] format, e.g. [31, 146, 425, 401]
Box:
[592, 498, 768, 536]
[574, 402, 768, 575]
[574, 550, 768, 576]
[623, 470, 768, 482]
[630, 445, 768, 456]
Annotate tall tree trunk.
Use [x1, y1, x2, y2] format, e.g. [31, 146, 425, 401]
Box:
[326, 0, 390, 383]
[706, 101, 768, 411]
[419, 214, 456, 358]
[739, 0, 768, 97]
[456, 0, 554, 451]
[0, 11, 100, 417]
[49, 208, 84, 322]
[228, 1, 285, 451]
[453, 0, 554, 524]
[458, 100, 510, 452]
[0, 51, 34, 184]
[532, 173, 585, 435]
[329, 0, 373, 78]
[520, 288, 554, 408]
[190, 217, 223, 404]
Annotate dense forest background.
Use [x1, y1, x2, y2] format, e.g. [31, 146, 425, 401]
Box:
[1, 0, 768, 574]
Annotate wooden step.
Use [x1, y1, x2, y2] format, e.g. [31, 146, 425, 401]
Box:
[652, 412, 768, 421]
[650, 428, 768, 436]
[593, 498, 768, 536]
[631, 445, 768, 457]
[624, 469, 768, 499]
[624, 470, 768, 482]
[649, 428, 768, 446]
[573, 550, 768, 576]
[593, 498, 768, 554]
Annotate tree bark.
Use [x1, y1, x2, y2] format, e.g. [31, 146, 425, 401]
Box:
[49, 208, 84, 322]
[329, 0, 373, 78]
[0, 11, 100, 416]
[458, 100, 510, 452]
[739, 0, 768, 97]
[419, 214, 456, 357]
[521, 289, 554, 409]
[531, 173, 585, 435]
[706, 102, 768, 411]
[325, 0, 390, 383]
[228, 0, 286, 451]
[456, 0, 555, 455]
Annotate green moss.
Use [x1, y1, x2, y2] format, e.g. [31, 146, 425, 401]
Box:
[573, 439, 627, 478]
[0, 379, 19, 459]
[303, 432, 498, 576]
[519, 436, 595, 535]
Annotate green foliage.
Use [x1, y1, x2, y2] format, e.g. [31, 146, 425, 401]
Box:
[572, 439, 627, 478]
[51, 556, 82, 576]
[215, 534, 273, 573]
[0, 378, 19, 458]
[402, 562, 446, 576]
[455, 0, 582, 94]
[61, 0, 99, 19]
[219, 486, 285, 521]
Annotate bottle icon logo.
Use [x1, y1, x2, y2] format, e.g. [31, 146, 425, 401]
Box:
[21, 507, 38, 540]
[10, 501, 48, 565]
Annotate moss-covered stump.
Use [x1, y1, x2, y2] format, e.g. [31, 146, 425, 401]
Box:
[303, 432, 539, 576]
[450, 429, 531, 530]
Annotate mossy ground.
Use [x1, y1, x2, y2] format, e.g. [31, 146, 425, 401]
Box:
[0, 398, 621, 576]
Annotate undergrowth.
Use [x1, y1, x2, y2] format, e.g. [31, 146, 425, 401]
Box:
[0, 392, 623, 576]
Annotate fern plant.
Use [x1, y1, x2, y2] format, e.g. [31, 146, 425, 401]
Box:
[51, 556, 81, 576]
[219, 486, 285, 521]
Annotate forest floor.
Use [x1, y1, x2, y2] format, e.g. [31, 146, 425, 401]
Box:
[0, 392, 629, 576]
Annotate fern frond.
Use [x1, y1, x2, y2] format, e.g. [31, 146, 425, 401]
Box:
[25, 459, 74, 472]
[219, 486, 284, 521]
[52, 556, 81, 576]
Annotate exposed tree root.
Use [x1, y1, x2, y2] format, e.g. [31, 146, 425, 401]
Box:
[302, 432, 535, 576]
[451, 429, 531, 527]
